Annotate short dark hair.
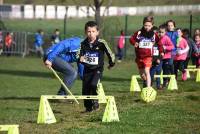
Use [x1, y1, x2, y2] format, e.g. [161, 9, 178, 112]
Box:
[143, 16, 154, 25]
[159, 24, 167, 31]
[166, 19, 176, 27]
[84, 21, 99, 31]
[182, 28, 190, 36]
[194, 34, 200, 38]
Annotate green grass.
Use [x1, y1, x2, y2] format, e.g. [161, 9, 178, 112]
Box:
[0, 56, 200, 133]
[2, 15, 200, 58]
[4, 0, 200, 6]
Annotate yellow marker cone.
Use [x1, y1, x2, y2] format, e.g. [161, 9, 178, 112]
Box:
[140, 87, 157, 103]
[37, 96, 56, 124]
[102, 96, 119, 122]
[168, 75, 178, 90]
[186, 70, 190, 79]
[130, 76, 141, 92]
[160, 71, 163, 85]
[97, 82, 107, 103]
[8, 126, 19, 134]
[196, 69, 200, 82]
[0, 125, 19, 134]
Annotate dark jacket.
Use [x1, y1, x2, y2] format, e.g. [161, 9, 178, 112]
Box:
[80, 38, 115, 71]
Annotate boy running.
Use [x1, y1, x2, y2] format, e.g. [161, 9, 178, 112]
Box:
[130, 16, 161, 88]
[79, 21, 115, 112]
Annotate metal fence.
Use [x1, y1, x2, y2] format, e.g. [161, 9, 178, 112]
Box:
[0, 31, 54, 57]
[1, 31, 27, 57]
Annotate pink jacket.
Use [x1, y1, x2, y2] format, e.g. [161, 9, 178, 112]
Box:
[118, 35, 125, 49]
[158, 35, 174, 59]
[174, 37, 189, 61]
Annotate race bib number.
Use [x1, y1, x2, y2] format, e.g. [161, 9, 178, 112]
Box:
[153, 47, 159, 56]
[139, 42, 153, 49]
[83, 52, 99, 65]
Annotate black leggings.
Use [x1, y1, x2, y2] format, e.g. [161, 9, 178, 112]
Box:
[82, 69, 102, 110]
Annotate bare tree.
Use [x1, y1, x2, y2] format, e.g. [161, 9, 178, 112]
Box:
[90, 0, 113, 28]
[56, 0, 112, 29]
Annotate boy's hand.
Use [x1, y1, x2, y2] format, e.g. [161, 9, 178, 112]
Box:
[108, 63, 115, 70]
[45, 60, 52, 68]
[135, 42, 139, 48]
[160, 53, 164, 57]
[156, 59, 160, 64]
[80, 56, 85, 62]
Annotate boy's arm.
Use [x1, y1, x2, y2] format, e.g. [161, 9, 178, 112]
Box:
[79, 43, 85, 62]
[47, 42, 66, 62]
[129, 31, 139, 47]
[100, 39, 115, 68]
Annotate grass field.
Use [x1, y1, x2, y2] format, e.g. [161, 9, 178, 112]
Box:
[3, 15, 200, 36]
[0, 56, 200, 134]
[2, 15, 200, 58]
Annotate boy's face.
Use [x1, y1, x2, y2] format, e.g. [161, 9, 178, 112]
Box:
[143, 22, 153, 32]
[158, 28, 166, 37]
[177, 29, 182, 37]
[167, 22, 175, 31]
[195, 30, 200, 35]
[195, 35, 200, 43]
[85, 26, 99, 42]
[55, 31, 60, 35]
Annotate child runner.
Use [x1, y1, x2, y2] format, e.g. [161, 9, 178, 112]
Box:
[158, 25, 174, 88]
[166, 20, 178, 75]
[182, 28, 196, 69]
[80, 21, 115, 112]
[193, 34, 200, 68]
[150, 26, 163, 90]
[130, 16, 161, 88]
[174, 28, 189, 80]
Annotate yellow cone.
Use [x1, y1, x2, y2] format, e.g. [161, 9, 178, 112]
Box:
[8, 126, 19, 134]
[141, 87, 157, 103]
[160, 71, 163, 85]
[97, 82, 107, 103]
[130, 76, 141, 92]
[168, 75, 178, 90]
[186, 70, 190, 79]
[196, 69, 200, 82]
[37, 96, 56, 124]
[102, 96, 119, 122]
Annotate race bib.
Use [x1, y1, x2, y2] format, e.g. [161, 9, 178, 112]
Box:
[139, 42, 153, 49]
[153, 47, 159, 56]
[83, 52, 99, 65]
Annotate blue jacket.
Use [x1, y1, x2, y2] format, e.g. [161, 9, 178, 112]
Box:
[166, 31, 178, 49]
[34, 33, 44, 47]
[46, 37, 81, 62]
[45, 37, 84, 79]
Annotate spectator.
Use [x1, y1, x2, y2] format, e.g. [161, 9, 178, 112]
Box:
[116, 30, 125, 63]
[51, 29, 61, 45]
[0, 29, 3, 55]
[34, 29, 44, 58]
[5, 32, 13, 56]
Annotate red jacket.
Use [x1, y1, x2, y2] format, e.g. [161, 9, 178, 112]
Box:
[5, 35, 12, 48]
[130, 31, 162, 59]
